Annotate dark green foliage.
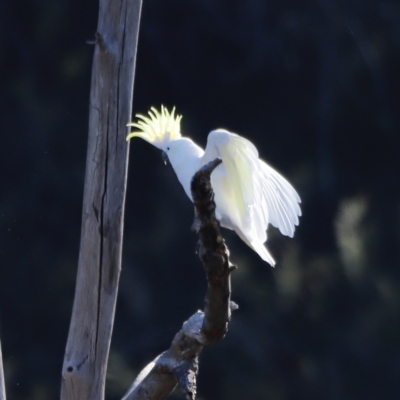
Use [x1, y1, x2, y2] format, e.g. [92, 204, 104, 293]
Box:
[0, 1, 399, 399]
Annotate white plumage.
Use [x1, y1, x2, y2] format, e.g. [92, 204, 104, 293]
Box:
[127, 106, 301, 266]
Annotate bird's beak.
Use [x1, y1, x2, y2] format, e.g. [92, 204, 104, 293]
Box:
[161, 151, 169, 166]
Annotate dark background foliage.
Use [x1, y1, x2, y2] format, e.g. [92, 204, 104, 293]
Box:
[1, 0, 400, 399]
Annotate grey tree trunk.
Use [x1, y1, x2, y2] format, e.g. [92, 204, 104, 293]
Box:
[60, 1, 142, 399]
[0, 339, 5, 400]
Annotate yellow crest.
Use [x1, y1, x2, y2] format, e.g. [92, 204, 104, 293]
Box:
[126, 105, 182, 148]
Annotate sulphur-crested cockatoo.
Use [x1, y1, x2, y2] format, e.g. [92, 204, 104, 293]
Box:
[127, 106, 301, 266]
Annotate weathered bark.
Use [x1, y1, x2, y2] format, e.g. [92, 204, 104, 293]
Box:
[0, 339, 5, 400]
[122, 159, 237, 400]
[61, 1, 142, 399]
[192, 159, 237, 346]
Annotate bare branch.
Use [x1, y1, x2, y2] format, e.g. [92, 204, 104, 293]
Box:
[191, 158, 236, 346]
[61, 1, 142, 399]
[0, 339, 5, 400]
[122, 158, 237, 400]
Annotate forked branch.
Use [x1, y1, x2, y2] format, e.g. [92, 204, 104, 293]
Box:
[122, 158, 237, 400]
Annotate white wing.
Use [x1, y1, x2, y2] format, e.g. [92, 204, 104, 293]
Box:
[259, 161, 301, 237]
[204, 129, 260, 234]
[203, 129, 301, 264]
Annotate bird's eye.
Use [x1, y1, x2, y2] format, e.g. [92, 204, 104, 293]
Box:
[167, 147, 170, 151]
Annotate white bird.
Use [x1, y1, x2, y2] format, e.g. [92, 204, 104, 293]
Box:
[127, 106, 301, 266]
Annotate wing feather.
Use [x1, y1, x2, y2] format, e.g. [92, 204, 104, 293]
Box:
[217, 134, 256, 233]
[204, 129, 301, 263]
[260, 161, 301, 237]
[205, 130, 265, 237]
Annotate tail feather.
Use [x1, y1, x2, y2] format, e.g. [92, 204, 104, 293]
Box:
[234, 226, 276, 266]
[248, 240, 276, 266]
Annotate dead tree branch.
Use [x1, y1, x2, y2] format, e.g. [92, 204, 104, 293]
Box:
[122, 158, 237, 400]
[61, 1, 142, 399]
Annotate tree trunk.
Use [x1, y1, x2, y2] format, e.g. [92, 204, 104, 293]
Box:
[0, 339, 5, 400]
[61, 1, 142, 399]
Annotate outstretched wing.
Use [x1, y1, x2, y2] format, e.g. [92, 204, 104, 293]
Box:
[259, 161, 301, 237]
[204, 129, 301, 245]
